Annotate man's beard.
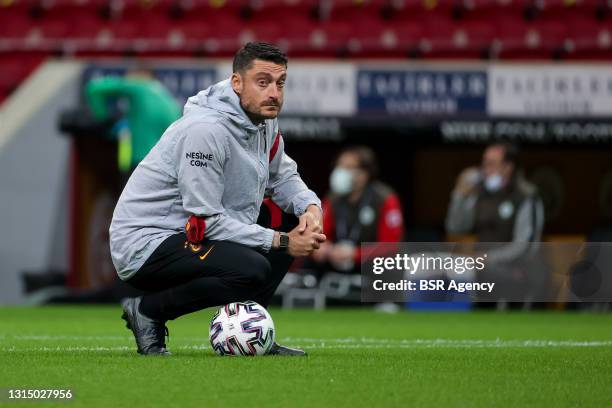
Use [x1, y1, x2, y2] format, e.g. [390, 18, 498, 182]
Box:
[241, 101, 281, 123]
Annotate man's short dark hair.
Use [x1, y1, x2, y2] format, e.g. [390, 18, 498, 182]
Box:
[491, 142, 520, 168]
[336, 146, 380, 181]
[232, 42, 288, 73]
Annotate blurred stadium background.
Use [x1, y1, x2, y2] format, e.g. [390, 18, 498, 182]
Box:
[1, 0, 612, 307]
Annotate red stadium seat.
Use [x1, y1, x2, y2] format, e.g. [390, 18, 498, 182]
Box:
[565, 18, 612, 59]
[247, 0, 321, 23]
[0, 59, 24, 92]
[327, 0, 389, 22]
[0, 0, 609, 59]
[414, 16, 497, 58]
[0, 54, 44, 97]
[389, 20, 426, 54]
[67, 14, 107, 39]
[459, 0, 529, 22]
[0, 13, 33, 38]
[275, 16, 318, 55]
[120, 0, 176, 19]
[345, 16, 388, 56]
[105, 19, 141, 40]
[438, 20, 496, 58]
[36, 19, 71, 39]
[179, 21, 215, 41]
[496, 19, 568, 59]
[389, 0, 457, 23]
[527, 0, 601, 21]
[195, 16, 244, 55]
[316, 21, 352, 56]
[178, 0, 244, 24]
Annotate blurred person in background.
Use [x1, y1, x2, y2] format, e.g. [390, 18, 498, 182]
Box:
[43, 70, 182, 302]
[446, 142, 544, 243]
[446, 143, 545, 304]
[85, 68, 181, 175]
[311, 146, 404, 275]
[41, 69, 182, 305]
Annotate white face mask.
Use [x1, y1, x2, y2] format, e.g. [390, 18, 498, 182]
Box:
[484, 173, 504, 193]
[330, 167, 353, 195]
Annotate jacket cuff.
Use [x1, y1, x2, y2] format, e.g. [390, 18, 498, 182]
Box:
[260, 227, 276, 253]
[293, 190, 322, 216]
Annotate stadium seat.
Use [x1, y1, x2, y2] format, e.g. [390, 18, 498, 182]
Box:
[177, 0, 244, 23]
[66, 14, 107, 39]
[0, 13, 33, 38]
[315, 21, 353, 56]
[247, 0, 321, 22]
[105, 19, 141, 40]
[459, 0, 529, 22]
[527, 0, 601, 22]
[192, 16, 244, 55]
[426, 19, 496, 58]
[36, 20, 71, 39]
[389, 0, 457, 23]
[416, 15, 494, 58]
[179, 20, 215, 40]
[0, 0, 610, 60]
[275, 16, 318, 55]
[244, 21, 283, 46]
[497, 19, 567, 59]
[389, 20, 426, 56]
[345, 17, 389, 56]
[0, 54, 44, 99]
[327, 0, 389, 22]
[565, 18, 612, 59]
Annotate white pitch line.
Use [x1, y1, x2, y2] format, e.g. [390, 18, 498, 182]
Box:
[2, 339, 612, 352]
[5, 335, 612, 347]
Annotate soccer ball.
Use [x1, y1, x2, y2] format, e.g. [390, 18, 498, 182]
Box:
[209, 301, 275, 356]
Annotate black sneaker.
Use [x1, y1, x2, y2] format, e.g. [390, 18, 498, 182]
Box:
[121, 297, 171, 356]
[268, 342, 307, 356]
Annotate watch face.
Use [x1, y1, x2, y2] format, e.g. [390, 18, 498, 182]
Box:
[280, 234, 289, 248]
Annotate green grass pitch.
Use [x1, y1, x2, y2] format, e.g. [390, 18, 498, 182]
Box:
[1, 306, 612, 407]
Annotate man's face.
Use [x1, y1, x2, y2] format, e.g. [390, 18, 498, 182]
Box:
[231, 59, 286, 122]
[482, 145, 513, 182]
[337, 152, 368, 192]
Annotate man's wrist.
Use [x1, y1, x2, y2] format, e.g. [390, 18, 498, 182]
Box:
[306, 204, 322, 214]
[272, 231, 290, 251]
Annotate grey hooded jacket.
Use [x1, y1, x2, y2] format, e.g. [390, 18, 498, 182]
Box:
[109, 78, 321, 280]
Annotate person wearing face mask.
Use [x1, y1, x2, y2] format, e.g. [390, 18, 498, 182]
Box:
[311, 146, 404, 274]
[446, 143, 545, 266]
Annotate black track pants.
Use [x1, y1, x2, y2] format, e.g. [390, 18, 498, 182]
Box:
[125, 233, 293, 321]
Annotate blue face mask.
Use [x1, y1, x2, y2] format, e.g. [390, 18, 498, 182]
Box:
[484, 173, 503, 193]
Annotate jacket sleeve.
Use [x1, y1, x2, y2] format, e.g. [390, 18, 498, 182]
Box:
[265, 129, 321, 216]
[176, 123, 276, 251]
[445, 192, 478, 234]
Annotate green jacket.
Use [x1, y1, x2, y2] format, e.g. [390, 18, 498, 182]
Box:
[86, 77, 181, 170]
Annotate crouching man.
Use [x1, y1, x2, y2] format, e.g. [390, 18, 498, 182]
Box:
[111, 42, 325, 356]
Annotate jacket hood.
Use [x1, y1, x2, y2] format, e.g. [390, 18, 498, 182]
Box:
[183, 78, 260, 136]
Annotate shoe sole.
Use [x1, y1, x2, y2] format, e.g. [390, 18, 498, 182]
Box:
[267, 350, 308, 357]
